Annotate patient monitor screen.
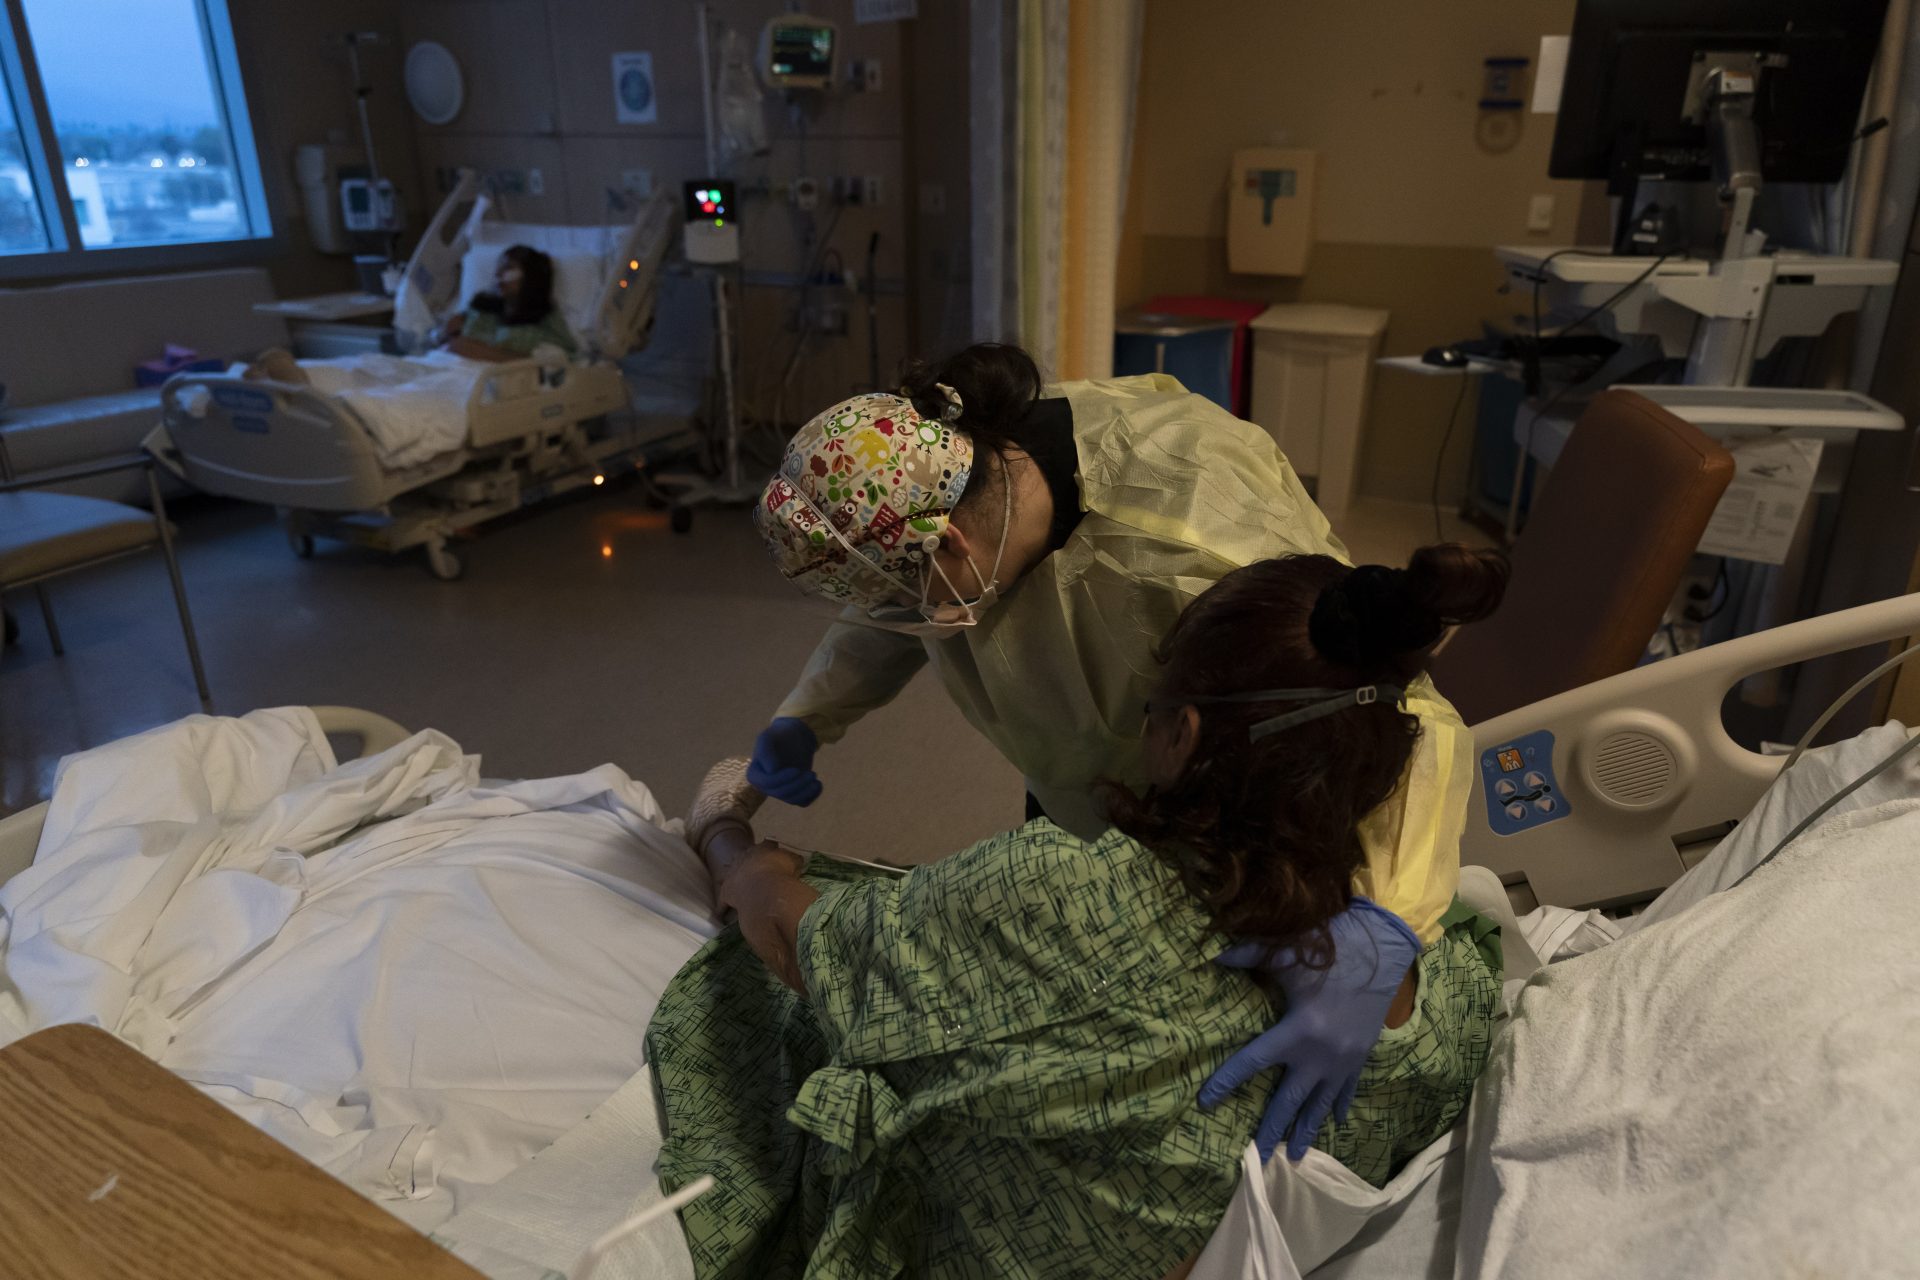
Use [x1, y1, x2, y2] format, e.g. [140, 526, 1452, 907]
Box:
[769, 24, 833, 81]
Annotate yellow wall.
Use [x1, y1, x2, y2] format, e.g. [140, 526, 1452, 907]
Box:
[1123, 0, 1599, 504]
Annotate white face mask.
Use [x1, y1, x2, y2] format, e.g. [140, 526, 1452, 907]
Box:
[857, 476, 1013, 638]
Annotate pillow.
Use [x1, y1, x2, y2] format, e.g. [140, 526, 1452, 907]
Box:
[455, 222, 622, 351]
[1456, 746, 1920, 1277]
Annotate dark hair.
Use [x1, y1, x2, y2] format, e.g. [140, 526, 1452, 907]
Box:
[1107, 544, 1509, 962]
[899, 343, 1044, 506]
[469, 244, 557, 327]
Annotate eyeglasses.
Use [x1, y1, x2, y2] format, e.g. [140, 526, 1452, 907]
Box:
[1144, 685, 1406, 741]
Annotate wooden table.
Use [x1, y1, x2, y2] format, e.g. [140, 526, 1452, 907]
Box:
[0, 1024, 485, 1280]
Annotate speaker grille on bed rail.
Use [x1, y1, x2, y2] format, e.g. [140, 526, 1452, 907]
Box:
[1591, 731, 1677, 806]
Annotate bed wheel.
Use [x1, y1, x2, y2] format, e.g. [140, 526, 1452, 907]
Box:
[671, 507, 693, 534]
[290, 533, 315, 559]
[426, 543, 465, 581]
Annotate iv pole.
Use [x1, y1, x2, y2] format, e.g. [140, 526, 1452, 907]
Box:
[660, 2, 759, 529]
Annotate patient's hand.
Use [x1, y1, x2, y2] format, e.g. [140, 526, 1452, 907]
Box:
[705, 828, 815, 994]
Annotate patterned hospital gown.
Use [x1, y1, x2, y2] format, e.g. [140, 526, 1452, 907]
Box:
[645, 823, 1501, 1280]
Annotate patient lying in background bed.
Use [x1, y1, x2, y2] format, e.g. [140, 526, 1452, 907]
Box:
[246, 244, 577, 386]
[220, 246, 579, 470]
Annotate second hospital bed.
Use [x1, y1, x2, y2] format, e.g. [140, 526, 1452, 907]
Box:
[152, 172, 676, 580]
[4, 592, 1919, 1277]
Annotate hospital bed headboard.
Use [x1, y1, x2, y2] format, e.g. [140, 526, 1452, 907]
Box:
[1460, 592, 1920, 910]
[392, 173, 675, 363]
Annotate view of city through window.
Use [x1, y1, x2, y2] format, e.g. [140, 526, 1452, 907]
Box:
[3, 0, 250, 253]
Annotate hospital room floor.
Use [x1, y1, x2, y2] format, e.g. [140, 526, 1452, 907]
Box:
[0, 490, 1486, 864]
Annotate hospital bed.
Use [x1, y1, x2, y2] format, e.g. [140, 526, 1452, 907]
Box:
[151, 172, 677, 580]
[4, 595, 1919, 1278]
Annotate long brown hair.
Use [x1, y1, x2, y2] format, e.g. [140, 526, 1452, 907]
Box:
[1107, 545, 1509, 962]
[469, 244, 558, 327]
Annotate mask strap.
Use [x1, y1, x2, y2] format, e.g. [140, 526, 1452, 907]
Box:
[1248, 685, 1405, 741]
[925, 463, 1014, 624]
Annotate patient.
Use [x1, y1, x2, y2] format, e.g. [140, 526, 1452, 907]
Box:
[243, 244, 576, 383]
[650, 546, 1508, 1279]
[438, 244, 578, 361]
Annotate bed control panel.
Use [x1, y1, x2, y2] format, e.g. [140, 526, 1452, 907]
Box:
[1480, 730, 1571, 837]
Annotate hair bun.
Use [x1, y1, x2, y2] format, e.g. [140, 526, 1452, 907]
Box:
[1308, 565, 1444, 669]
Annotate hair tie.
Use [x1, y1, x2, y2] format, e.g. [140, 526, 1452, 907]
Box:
[1308, 566, 1442, 668]
[934, 382, 964, 422]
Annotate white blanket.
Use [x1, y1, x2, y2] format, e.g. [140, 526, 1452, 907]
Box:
[1457, 724, 1920, 1277]
[0, 709, 719, 1232]
[301, 351, 486, 468]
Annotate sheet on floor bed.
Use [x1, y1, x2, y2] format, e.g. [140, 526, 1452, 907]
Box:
[0, 708, 719, 1232]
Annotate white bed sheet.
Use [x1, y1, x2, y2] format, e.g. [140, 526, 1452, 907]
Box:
[299, 350, 487, 469]
[0, 709, 720, 1233]
[1455, 723, 1920, 1278]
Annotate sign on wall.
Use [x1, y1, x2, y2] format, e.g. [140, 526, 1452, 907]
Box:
[855, 0, 917, 22]
[612, 51, 658, 124]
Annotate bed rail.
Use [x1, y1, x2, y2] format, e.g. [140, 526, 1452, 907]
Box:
[589, 191, 676, 361]
[1461, 592, 1920, 910]
[157, 375, 419, 512]
[393, 169, 488, 353]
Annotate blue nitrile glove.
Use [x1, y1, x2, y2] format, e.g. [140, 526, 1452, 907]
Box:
[1199, 896, 1422, 1163]
[746, 717, 823, 807]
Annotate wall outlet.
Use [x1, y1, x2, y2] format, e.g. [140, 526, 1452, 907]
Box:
[862, 176, 883, 207]
[620, 168, 653, 197]
[847, 58, 882, 93]
[918, 181, 946, 216]
[528, 168, 545, 196]
[1527, 193, 1555, 233]
[792, 175, 820, 210]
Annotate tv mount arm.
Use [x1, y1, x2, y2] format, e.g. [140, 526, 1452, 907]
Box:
[1685, 51, 1786, 262]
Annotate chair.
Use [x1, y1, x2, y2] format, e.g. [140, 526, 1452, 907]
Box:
[0, 446, 211, 709]
[1431, 388, 1734, 725]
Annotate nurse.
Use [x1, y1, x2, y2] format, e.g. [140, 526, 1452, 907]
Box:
[737, 342, 1485, 1160]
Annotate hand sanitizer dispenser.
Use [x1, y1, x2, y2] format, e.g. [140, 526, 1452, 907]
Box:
[1228, 149, 1316, 276]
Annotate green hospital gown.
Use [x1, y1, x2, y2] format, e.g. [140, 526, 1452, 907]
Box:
[460, 306, 577, 357]
[645, 823, 1502, 1280]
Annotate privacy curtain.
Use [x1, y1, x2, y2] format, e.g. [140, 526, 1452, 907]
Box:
[972, 0, 1144, 380]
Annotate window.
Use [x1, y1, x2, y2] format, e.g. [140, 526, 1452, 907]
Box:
[0, 75, 49, 252]
[0, 0, 270, 274]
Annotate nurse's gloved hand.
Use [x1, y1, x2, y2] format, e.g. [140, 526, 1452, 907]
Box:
[1199, 897, 1422, 1163]
[746, 717, 823, 807]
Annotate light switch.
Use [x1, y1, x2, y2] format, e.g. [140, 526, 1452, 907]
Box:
[1527, 193, 1555, 232]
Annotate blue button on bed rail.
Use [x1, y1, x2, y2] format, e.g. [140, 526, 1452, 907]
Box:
[1482, 730, 1571, 837]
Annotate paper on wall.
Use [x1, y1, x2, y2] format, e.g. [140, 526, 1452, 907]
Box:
[1532, 36, 1570, 114]
[1696, 436, 1824, 566]
[856, 0, 918, 21]
[613, 51, 658, 125]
